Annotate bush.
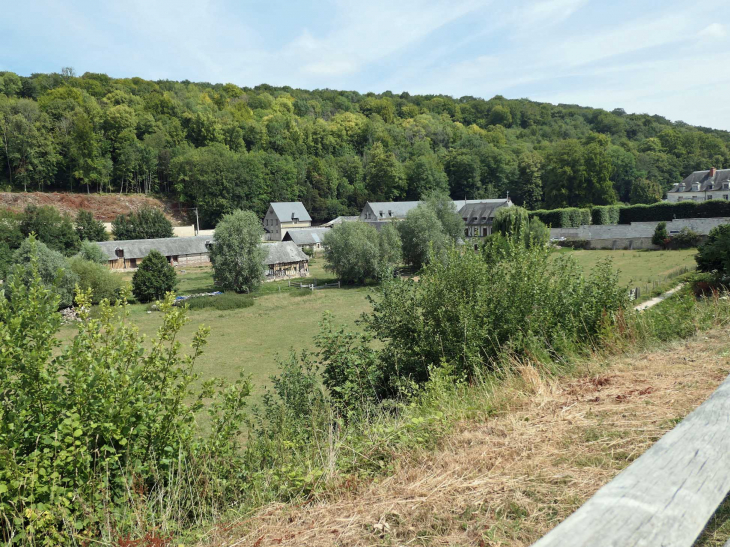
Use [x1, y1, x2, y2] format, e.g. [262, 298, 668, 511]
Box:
[356, 239, 629, 402]
[669, 227, 701, 249]
[652, 221, 668, 248]
[0, 279, 251, 541]
[184, 293, 254, 310]
[527, 218, 550, 247]
[68, 257, 124, 304]
[76, 239, 109, 264]
[210, 210, 266, 293]
[7, 237, 79, 308]
[555, 239, 591, 249]
[75, 210, 109, 242]
[132, 249, 177, 302]
[493, 206, 529, 239]
[20, 204, 80, 256]
[112, 206, 174, 240]
[696, 224, 730, 280]
[529, 207, 590, 228]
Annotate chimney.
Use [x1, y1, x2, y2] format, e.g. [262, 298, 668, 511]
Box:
[710, 167, 717, 177]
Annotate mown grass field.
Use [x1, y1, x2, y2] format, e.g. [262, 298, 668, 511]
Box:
[554, 248, 697, 300]
[59, 249, 698, 403]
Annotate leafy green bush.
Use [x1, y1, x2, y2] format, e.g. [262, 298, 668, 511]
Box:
[323, 221, 401, 283]
[356, 239, 629, 403]
[68, 257, 124, 304]
[112, 206, 174, 240]
[7, 237, 79, 308]
[669, 227, 701, 249]
[555, 239, 591, 249]
[529, 207, 590, 228]
[493, 206, 529, 239]
[652, 221, 668, 248]
[76, 239, 108, 264]
[184, 293, 254, 310]
[132, 249, 177, 302]
[0, 272, 251, 542]
[696, 224, 730, 280]
[398, 204, 452, 269]
[75, 210, 109, 242]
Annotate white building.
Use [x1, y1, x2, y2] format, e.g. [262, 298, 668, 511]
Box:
[667, 168, 730, 203]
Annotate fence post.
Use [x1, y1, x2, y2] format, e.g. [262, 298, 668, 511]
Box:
[311, 283, 314, 291]
[338, 280, 341, 288]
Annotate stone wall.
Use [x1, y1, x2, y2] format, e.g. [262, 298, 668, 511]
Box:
[551, 217, 730, 249]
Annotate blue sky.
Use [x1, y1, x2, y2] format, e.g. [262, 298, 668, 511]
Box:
[2, 0, 730, 129]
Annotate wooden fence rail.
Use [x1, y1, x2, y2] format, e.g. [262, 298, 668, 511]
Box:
[532, 372, 730, 547]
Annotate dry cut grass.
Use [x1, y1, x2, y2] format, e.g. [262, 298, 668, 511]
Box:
[198, 329, 730, 547]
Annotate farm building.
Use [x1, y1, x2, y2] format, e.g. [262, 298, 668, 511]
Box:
[96, 236, 213, 270]
[359, 198, 511, 225]
[323, 216, 359, 227]
[264, 241, 309, 279]
[282, 227, 330, 250]
[263, 202, 312, 241]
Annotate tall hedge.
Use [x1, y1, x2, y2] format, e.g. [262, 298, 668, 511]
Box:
[529, 208, 590, 228]
[591, 205, 621, 225]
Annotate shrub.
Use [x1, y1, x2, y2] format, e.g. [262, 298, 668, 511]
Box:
[529, 207, 590, 228]
[696, 224, 730, 280]
[112, 206, 174, 240]
[323, 221, 380, 283]
[357, 239, 629, 402]
[210, 210, 266, 293]
[652, 221, 668, 248]
[0, 277, 251, 541]
[377, 222, 403, 277]
[669, 227, 701, 249]
[20, 204, 80, 256]
[555, 239, 591, 249]
[132, 249, 177, 302]
[75, 210, 109, 242]
[493, 206, 529, 240]
[423, 192, 465, 241]
[7, 237, 79, 308]
[76, 239, 108, 264]
[184, 293, 254, 310]
[527, 218, 550, 247]
[68, 257, 124, 304]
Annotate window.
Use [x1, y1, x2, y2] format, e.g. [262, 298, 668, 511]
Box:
[379, 211, 384, 218]
[388, 210, 392, 217]
[724, 195, 729, 201]
[464, 228, 469, 236]
[692, 196, 699, 201]
[481, 217, 487, 222]
[472, 217, 478, 222]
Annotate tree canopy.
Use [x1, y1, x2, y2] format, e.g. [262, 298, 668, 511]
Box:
[2, 70, 730, 226]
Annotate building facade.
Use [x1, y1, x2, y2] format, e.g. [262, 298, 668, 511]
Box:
[263, 202, 312, 241]
[359, 198, 511, 230]
[263, 241, 310, 279]
[96, 236, 213, 270]
[667, 168, 730, 203]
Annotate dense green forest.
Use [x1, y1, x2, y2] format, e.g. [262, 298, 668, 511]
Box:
[1, 69, 729, 226]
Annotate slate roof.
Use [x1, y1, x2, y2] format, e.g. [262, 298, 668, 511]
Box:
[263, 241, 309, 264]
[323, 216, 359, 227]
[670, 169, 730, 193]
[459, 200, 512, 225]
[282, 227, 330, 246]
[270, 202, 312, 222]
[363, 199, 510, 220]
[95, 236, 212, 261]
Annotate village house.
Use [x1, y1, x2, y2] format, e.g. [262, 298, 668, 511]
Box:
[282, 227, 330, 251]
[323, 215, 359, 227]
[263, 241, 310, 279]
[667, 168, 730, 203]
[96, 236, 213, 270]
[460, 199, 513, 239]
[359, 198, 511, 224]
[263, 202, 312, 241]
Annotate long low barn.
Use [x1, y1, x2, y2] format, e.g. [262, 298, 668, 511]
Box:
[282, 227, 330, 250]
[95, 237, 309, 280]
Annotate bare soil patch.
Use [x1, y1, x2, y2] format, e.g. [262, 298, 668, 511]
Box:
[0, 192, 188, 224]
[200, 330, 730, 547]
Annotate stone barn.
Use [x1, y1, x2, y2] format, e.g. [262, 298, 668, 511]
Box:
[96, 236, 213, 269]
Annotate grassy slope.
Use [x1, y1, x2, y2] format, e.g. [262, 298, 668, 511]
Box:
[199, 329, 730, 547]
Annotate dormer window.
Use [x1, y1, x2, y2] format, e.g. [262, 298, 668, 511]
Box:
[692, 183, 701, 192]
[388, 210, 392, 217]
[481, 216, 487, 222]
[723, 182, 729, 190]
[379, 211, 384, 218]
[472, 217, 478, 222]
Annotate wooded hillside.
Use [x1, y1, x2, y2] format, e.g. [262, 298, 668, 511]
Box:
[1, 69, 728, 227]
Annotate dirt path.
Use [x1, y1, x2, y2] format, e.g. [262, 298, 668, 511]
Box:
[200, 330, 730, 547]
[634, 283, 685, 311]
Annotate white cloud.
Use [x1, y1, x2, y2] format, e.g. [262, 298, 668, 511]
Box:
[700, 23, 727, 38]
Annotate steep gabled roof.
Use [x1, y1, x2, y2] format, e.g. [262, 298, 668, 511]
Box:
[95, 236, 212, 261]
[364, 201, 421, 219]
[270, 202, 312, 222]
[283, 227, 330, 245]
[323, 216, 359, 227]
[264, 241, 309, 264]
[458, 200, 512, 225]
